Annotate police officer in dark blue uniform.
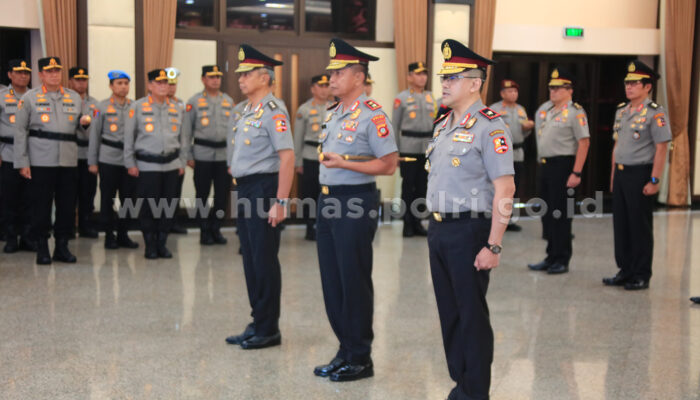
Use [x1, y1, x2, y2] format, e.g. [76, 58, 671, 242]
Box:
[426, 39, 515, 400]
[312, 38, 398, 382]
[224, 45, 295, 350]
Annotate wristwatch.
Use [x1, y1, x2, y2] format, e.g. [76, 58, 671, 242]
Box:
[486, 243, 502, 254]
[572, 171, 582, 178]
[650, 177, 660, 185]
[276, 198, 289, 206]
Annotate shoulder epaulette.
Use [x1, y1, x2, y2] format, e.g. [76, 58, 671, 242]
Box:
[479, 107, 500, 120]
[267, 100, 278, 110]
[573, 102, 583, 110]
[327, 101, 339, 111]
[364, 99, 381, 110]
[649, 102, 659, 109]
[617, 102, 627, 108]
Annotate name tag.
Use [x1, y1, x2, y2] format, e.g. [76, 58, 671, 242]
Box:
[245, 119, 262, 128]
[453, 132, 474, 143]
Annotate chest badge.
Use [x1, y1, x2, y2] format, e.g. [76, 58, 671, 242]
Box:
[110, 123, 118, 132]
[201, 117, 210, 127]
[40, 114, 50, 123]
[451, 157, 461, 167]
[409, 111, 416, 119]
[145, 123, 154, 132]
[633, 131, 641, 140]
[350, 108, 362, 120]
[465, 117, 477, 129]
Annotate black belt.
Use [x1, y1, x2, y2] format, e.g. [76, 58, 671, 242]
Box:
[304, 140, 319, 146]
[320, 182, 376, 196]
[76, 138, 89, 147]
[540, 155, 575, 164]
[0, 136, 13, 144]
[101, 138, 124, 149]
[135, 151, 179, 164]
[402, 130, 433, 138]
[513, 142, 524, 150]
[615, 163, 652, 171]
[431, 210, 488, 222]
[194, 138, 226, 148]
[29, 129, 76, 142]
[232, 172, 277, 186]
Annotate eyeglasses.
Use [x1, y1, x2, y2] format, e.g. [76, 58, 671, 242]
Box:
[439, 75, 479, 84]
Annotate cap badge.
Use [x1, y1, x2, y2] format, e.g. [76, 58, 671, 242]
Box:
[628, 62, 635, 72]
[329, 43, 337, 58]
[238, 48, 245, 61]
[49, 58, 58, 67]
[442, 43, 452, 60]
[551, 69, 559, 79]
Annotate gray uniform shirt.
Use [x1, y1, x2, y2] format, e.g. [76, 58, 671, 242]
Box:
[489, 100, 531, 162]
[123, 96, 190, 172]
[77, 95, 98, 159]
[185, 91, 234, 162]
[613, 98, 671, 165]
[87, 97, 133, 166]
[230, 93, 294, 178]
[426, 101, 514, 213]
[392, 89, 436, 154]
[14, 86, 84, 168]
[319, 94, 398, 185]
[536, 100, 590, 158]
[227, 101, 248, 168]
[0, 85, 24, 163]
[293, 98, 328, 166]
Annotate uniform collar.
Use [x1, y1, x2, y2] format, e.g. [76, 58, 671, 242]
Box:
[202, 90, 221, 99]
[42, 85, 65, 95]
[148, 95, 171, 106]
[338, 93, 368, 115]
[110, 96, 130, 106]
[445, 99, 485, 131]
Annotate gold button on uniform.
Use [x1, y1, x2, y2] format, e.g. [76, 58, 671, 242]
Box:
[244, 139, 251, 145]
[617, 164, 624, 170]
[321, 185, 329, 195]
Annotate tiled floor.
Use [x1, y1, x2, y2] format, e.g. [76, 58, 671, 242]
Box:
[1, 212, 700, 399]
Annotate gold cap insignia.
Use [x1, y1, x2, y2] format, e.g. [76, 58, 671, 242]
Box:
[79, 69, 84, 74]
[49, 58, 57, 66]
[443, 43, 452, 60]
[551, 69, 559, 79]
[20, 61, 27, 68]
[238, 48, 245, 61]
[505, 81, 512, 87]
[160, 70, 167, 78]
[628, 62, 635, 72]
[329, 43, 337, 58]
[213, 65, 219, 72]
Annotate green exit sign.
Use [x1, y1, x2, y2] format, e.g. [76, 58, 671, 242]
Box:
[564, 27, 584, 38]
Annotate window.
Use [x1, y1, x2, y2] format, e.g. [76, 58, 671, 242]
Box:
[226, 0, 295, 31]
[305, 0, 374, 38]
[176, 0, 216, 28]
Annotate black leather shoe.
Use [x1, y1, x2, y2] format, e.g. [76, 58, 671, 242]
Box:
[3, 236, 18, 253]
[79, 227, 99, 239]
[624, 279, 649, 291]
[212, 230, 227, 245]
[329, 361, 374, 382]
[200, 229, 214, 245]
[547, 263, 569, 275]
[225, 323, 255, 345]
[603, 272, 628, 286]
[104, 233, 119, 249]
[413, 222, 428, 236]
[314, 357, 347, 377]
[506, 223, 522, 232]
[157, 232, 172, 258]
[690, 297, 700, 304]
[144, 233, 159, 259]
[528, 260, 551, 271]
[36, 239, 51, 265]
[53, 239, 77, 263]
[117, 233, 139, 249]
[170, 225, 187, 234]
[18, 236, 37, 252]
[240, 332, 281, 350]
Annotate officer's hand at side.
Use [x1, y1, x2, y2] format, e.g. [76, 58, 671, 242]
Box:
[474, 247, 499, 271]
[88, 165, 98, 175]
[187, 160, 195, 169]
[643, 182, 659, 196]
[19, 167, 31, 179]
[320, 152, 345, 169]
[178, 168, 184, 176]
[127, 167, 139, 177]
[295, 166, 303, 175]
[228, 167, 232, 176]
[79, 115, 91, 126]
[268, 203, 287, 227]
[566, 174, 581, 188]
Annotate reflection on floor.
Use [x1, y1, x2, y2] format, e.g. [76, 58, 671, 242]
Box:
[1, 211, 700, 400]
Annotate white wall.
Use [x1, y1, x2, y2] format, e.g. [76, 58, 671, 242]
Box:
[0, 0, 40, 29]
[430, 3, 470, 96]
[375, 0, 394, 43]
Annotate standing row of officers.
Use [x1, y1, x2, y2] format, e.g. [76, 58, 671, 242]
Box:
[0, 35, 672, 399]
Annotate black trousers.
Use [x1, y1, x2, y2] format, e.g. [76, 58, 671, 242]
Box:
[236, 173, 282, 336]
[136, 170, 180, 234]
[613, 164, 654, 281]
[76, 159, 97, 229]
[513, 161, 525, 200]
[400, 153, 428, 226]
[316, 187, 378, 363]
[29, 166, 78, 241]
[428, 216, 492, 400]
[300, 159, 320, 228]
[98, 163, 137, 234]
[193, 160, 230, 230]
[0, 162, 30, 237]
[540, 156, 575, 266]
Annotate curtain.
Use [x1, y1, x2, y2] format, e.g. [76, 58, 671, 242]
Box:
[665, 0, 696, 206]
[471, 0, 497, 102]
[41, 0, 77, 84]
[142, 0, 177, 73]
[393, 0, 428, 92]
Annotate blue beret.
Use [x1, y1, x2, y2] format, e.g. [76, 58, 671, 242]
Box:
[108, 70, 131, 81]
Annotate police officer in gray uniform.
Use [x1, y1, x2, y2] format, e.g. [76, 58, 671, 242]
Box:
[293, 74, 330, 240]
[124, 68, 190, 259]
[313, 38, 398, 382]
[490, 79, 534, 232]
[393, 61, 435, 237]
[426, 39, 515, 400]
[603, 61, 671, 291]
[87, 70, 139, 250]
[0, 59, 34, 253]
[528, 67, 590, 275]
[185, 65, 234, 245]
[224, 45, 294, 350]
[14, 56, 91, 264]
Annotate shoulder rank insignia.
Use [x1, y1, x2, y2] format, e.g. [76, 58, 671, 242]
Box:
[649, 102, 659, 109]
[327, 101, 339, 111]
[364, 99, 381, 110]
[434, 111, 450, 127]
[617, 102, 627, 108]
[479, 107, 500, 120]
[267, 101, 278, 110]
[573, 102, 583, 110]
